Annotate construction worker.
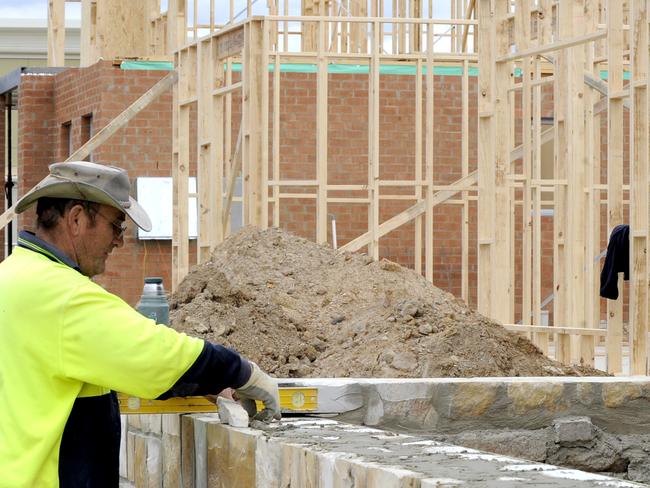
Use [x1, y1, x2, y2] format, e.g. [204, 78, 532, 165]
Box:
[0, 161, 281, 487]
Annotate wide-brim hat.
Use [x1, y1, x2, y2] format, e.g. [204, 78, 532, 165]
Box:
[15, 161, 152, 232]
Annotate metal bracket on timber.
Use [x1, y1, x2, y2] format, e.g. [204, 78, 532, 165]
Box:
[0, 71, 178, 232]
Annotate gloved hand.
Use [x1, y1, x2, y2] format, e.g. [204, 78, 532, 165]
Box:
[235, 361, 281, 422]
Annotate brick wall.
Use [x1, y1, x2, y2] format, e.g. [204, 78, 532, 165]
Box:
[17, 75, 58, 232]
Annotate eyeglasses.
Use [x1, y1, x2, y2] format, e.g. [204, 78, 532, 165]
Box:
[94, 209, 128, 238]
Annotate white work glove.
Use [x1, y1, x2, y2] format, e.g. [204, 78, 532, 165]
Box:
[235, 362, 281, 422]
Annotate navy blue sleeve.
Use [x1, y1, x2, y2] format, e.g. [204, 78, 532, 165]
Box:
[157, 341, 252, 399]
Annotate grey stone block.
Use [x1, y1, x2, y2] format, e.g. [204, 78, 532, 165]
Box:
[553, 416, 594, 444]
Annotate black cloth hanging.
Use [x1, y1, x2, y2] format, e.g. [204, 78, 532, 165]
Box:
[600, 224, 629, 300]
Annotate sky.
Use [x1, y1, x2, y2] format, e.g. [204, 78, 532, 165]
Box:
[0, 0, 457, 52]
[0, 0, 80, 19]
[0, 0, 452, 22]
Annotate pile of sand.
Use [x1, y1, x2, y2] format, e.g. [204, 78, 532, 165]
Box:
[170, 227, 604, 378]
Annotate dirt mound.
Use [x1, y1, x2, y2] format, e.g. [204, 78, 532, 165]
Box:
[170, 227, 605, 378]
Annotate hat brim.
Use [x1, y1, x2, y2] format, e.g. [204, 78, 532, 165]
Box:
[15, 178, 153, 232]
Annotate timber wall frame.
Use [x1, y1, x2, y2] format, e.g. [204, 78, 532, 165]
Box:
[477, 0, 649, 374]
[171, 13, 481, 287]
[172, 2, 650, 375]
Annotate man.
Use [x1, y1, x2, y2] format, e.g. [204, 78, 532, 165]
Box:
[0, 161, 281, 487]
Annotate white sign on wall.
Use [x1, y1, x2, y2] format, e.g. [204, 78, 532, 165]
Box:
[135, 177, 198, 240]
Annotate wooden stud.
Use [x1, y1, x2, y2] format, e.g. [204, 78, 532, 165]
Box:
[516, 0, 533, 339]
[564, 0, 591, 366]
[554, 2, 570, 365]
[629, 0, 648, 375]
[415, 58, 423, 275]
[261, 20, 270, 229]
[223, 128, 243, 233]
[242, 20, 268, 227]
[461, 57, 469, 301]
[317, 17, 329, 244]
[80, 0, 98, 66]
[172, 47, 193, 290]
[584, 0, 600, 357]
[273, 53, 281, 227]
[532, 0, 552, 353]
[477, 0, 495, 317]
[398, 0, 406, 53]
[425, 20, 434, 281]
[168, 0, 187, 54]
[224, 58, 233, 235]
[212, 43, 225, 247]
[491, 0, 512, 323]
[48, 0, 66, 67]
[197, 38, 213, 264]
[368, 20, 381, 260]
[606, 0, 625, 373]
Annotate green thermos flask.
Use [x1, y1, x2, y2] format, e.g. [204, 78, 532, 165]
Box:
[136, 277, 170, 326]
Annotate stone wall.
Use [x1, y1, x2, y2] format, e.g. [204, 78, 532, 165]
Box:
[119, 378, 650, 486]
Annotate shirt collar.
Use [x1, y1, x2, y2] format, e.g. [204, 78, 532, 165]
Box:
[17, 230, 80, 271]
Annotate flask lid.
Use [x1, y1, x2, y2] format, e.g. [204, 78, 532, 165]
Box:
[144, 277, 163, 284]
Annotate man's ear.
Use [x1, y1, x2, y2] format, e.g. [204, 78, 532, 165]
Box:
[65, 204, 86, 237]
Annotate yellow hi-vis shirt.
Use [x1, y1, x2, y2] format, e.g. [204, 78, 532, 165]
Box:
[0, 246, 203, 487]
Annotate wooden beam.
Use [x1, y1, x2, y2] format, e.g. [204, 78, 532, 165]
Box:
[496, 29, 607, 63]
[629, 0, 648, 375]
[172, 47, 194, 290]
[241, 20, 269, 228]
[584, 0, 600, 359]
[214, 25, 246, 59]
[222, 127, 243, 232]
[477, 0, 495, 318]
[461, 58, 469, 301]
[272, 54, 281, 227]
[461, 0, 476, 53]
[339, 171, 478, 253]
[516, 0, 533, 342]
[503, 324, 607, 337]
[565, 1, 589, 365]
[553, 2, 570, 365]
[425, 20, 434, 280]
[197, 38, 213, 264]
[316, 18, 328, 244]
[606, 0, 625, 373]
[47, 0, 65, 67]
[414, 58, 423, 275]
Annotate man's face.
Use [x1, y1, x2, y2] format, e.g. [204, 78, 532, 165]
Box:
[75, 204, 126, 277]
